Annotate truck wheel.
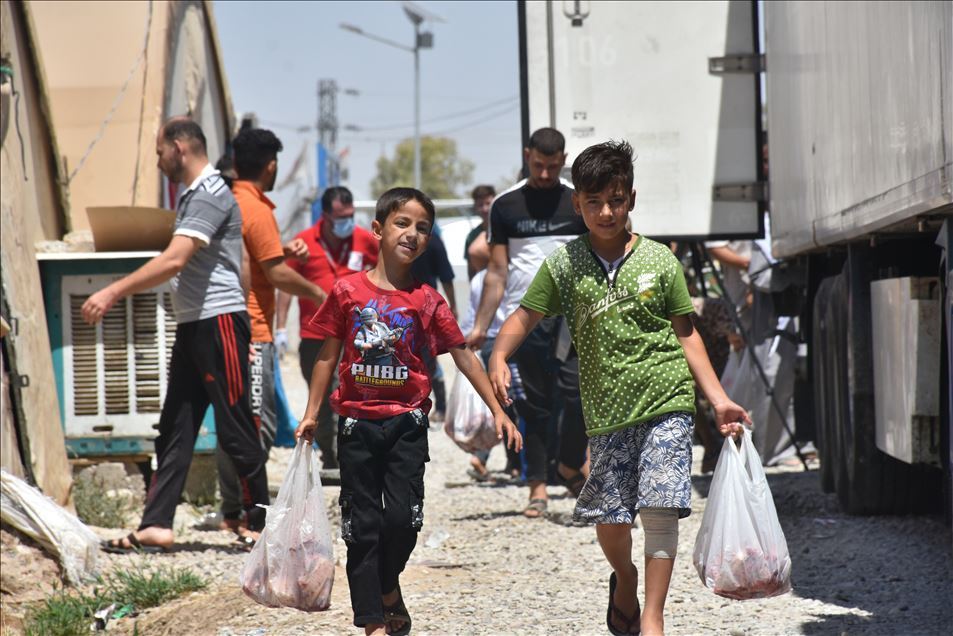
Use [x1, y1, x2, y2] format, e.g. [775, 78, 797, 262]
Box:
[811, 276, 839, 493]
[940, 295, 952, 524]
[822, 272, 854, 507]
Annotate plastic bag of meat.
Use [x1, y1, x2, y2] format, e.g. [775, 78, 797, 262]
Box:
[240, 440, 334, 611]
[693, 427, 792, 600]
[443, 360, 498, 453]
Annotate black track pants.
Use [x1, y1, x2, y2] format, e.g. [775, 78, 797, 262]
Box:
[512, 318, 586, 482]
[139, 312, 269, 532]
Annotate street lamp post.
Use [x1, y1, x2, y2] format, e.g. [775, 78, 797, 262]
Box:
[340, 2, 442, 190]
[413, 19, 421, 189]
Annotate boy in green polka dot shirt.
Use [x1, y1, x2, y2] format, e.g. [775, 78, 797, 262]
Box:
[489, 140, 749, 636]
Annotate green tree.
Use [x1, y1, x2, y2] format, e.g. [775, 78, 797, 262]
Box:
[370, 136, 475, 199]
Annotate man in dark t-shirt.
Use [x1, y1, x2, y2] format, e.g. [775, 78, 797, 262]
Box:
[467, 127, 589, 517]
[464, 184, 496, 279]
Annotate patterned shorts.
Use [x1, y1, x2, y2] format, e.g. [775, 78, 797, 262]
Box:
[573, 412, 694, 525]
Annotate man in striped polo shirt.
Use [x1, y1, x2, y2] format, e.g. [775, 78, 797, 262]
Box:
[83, 117, 270, 552]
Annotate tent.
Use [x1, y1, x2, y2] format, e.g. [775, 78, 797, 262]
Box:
[0, 0, 236, 504]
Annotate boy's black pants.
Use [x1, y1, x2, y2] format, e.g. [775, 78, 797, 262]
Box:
[139, 312, 270, 532]
[338, 409, 429, 626]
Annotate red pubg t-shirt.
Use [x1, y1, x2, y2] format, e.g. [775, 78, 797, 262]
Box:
[308, 271, 465, 420]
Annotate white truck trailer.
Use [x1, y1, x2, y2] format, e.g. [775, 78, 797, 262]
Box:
[765, 1, 951, 515]
[518, 0, 952, 516]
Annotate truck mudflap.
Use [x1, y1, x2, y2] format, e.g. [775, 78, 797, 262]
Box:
[811, 245, 942, 514]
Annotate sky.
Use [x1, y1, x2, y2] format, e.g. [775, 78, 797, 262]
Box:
[214, 0, 522, 219]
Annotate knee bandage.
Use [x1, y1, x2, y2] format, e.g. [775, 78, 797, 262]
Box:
[640, 508, 679, 559]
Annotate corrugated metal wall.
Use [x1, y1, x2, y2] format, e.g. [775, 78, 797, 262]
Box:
[766, 1, 953, 257]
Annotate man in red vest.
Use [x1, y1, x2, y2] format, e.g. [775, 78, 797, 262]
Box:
[276, 187, 378, 468]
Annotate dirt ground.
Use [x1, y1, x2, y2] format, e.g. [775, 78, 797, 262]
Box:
[3, 355, 951, 635]
[0, 526, 61, 634]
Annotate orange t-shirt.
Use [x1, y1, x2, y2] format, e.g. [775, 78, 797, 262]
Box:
[234, 180, 285, 343]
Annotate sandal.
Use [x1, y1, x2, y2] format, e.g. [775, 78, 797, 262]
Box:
[558, 470, 586, 497]
[382, 585, 411, 636]
[523, 498, 548, 518]
[466, 468, 490, 483]
[606, 572, 641, 635]
[101, 533, 170, 555]
[233, 528, 261, 551]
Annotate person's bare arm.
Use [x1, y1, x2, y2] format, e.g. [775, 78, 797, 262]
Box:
[260, 257, 326, 306]
[295, 337, 343, 441]
[276, 291, 293, 331]
[708, 246, 751, 270]
[671, 313, 749, 437]
[441, 281, 458, 318]
[448, 346, 522, 451]
[466, 243, 508, 349]
[487, 305, 543, 405]
[241, 244, 251, 301]
[81, 235, 202, 324]
[467, 231, 490, 280]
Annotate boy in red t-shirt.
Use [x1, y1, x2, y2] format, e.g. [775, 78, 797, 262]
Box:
[296, 187, 522, 636]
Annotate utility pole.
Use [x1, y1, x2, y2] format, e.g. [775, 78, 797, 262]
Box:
[317, 79, 339, 184]
[340, 2, 442, 190]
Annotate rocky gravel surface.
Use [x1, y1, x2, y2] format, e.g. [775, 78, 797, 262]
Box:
[86, 356, 951, 635]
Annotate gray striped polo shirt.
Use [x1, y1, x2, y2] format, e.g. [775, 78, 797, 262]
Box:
[170, 165, 246, 324]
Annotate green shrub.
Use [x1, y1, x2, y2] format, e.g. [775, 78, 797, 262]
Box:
[104, 563, 207, 610]
[23, 586, 104, 636]
[72, 473, 139, 528]
[23, 564, 207, 635]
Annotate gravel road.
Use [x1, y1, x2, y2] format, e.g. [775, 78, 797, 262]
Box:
[92, 355, 952, 636]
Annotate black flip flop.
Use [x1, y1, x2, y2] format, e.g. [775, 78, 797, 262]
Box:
[101, 533, 169, 555]
[382, 585, 412, 636]
[558, 470, 586, 497]
[607, 572, 641, 635]
[233, 532, 258, 551]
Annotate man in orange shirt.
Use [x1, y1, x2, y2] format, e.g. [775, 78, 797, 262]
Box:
[218, 128, 326, 541]
[276, 186, 378, 468]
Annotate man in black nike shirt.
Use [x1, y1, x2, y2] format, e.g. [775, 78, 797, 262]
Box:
[467, 128, 589, 517]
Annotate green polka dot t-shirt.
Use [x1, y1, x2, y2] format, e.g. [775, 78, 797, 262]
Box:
[521, 234, 696, 436]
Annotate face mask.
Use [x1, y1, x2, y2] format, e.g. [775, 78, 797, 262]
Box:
[331, 217, 355, 239]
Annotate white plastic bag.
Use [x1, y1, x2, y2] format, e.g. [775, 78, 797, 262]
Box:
[240, 440, 334, 611]
[693, 428, 792, 600]
[443, 363, 497, 453]
[719, 349, 743, 397]
[0, 470, 99, 585]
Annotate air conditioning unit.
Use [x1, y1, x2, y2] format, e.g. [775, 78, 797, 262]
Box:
[61, 275, 177, 434]
[38, 253, 216, 459]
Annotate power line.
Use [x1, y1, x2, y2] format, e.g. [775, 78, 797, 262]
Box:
[338, 103, 518, 144]
[259, 95, 517, 136]
[353, 91, 514, 102]
[429, 103, 519, 135]
[258, 120, 314, 133]
[350, 96, 517, 131]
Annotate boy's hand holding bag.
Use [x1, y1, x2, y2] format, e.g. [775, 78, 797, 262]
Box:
[241, 440, 335, 611]
[443, 359, 499, 453]
[693, 426, 792, 600]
